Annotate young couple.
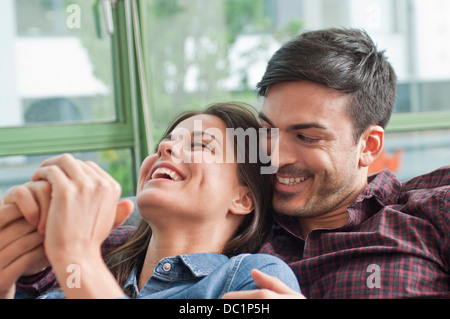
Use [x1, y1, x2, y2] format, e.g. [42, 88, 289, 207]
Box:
[2, 28, 449, 299]
[0, 102, 301, 299]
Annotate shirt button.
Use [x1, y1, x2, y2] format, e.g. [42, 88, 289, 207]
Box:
[162, 262, 172, 272]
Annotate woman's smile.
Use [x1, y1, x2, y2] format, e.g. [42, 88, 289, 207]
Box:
[148, 162, 186, 182]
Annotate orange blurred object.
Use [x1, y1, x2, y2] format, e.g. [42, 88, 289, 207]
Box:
[369, 149, 404, 174]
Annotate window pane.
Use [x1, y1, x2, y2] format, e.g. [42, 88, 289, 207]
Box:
[0, 0, 116, 127]
[0, 149, 136, 198]
[142, 0, 450, 177]
[142, 0, 450, 133]
[379, 129, 450, 182]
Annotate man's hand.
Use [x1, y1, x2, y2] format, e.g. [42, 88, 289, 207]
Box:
[222, 269, 306, 299]
[0, 200, 46, 299]
[4, 181, 51, 234]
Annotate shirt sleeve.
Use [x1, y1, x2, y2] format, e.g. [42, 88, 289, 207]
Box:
[226, 253, 301, 294]
[15, 225, 135, 298]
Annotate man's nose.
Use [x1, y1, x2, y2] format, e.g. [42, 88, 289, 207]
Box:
[270, 133, 297, 169]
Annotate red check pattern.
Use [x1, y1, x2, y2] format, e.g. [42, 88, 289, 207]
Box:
[260, 166, 450, 298]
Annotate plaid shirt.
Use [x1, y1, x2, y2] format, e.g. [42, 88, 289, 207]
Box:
[260, 166, 450, 298]
[17, 167, 450, 299]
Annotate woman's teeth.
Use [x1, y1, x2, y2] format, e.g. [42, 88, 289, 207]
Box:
[151, 167, 182, 181]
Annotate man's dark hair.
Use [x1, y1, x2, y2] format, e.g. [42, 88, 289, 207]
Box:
[257, 28, 397, 142]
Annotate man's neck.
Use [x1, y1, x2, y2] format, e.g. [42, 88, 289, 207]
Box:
[297, 209, 350, 239]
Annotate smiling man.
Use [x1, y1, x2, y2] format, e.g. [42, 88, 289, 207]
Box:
[258, 82, 368, 237]
[224, 28, 450, 299]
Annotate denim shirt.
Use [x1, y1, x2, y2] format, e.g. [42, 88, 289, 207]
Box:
[38, 253, 300, 299]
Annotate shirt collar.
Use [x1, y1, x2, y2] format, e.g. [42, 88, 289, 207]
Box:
[123, 253, 230, 294]
[358, 169, 402, 205]
[178, 253, 229, 277]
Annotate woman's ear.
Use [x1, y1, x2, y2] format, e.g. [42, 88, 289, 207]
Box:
[229, 185, 254, 216]
[359, 125, 384, 168]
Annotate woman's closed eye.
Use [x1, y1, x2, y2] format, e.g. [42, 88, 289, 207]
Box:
[191, 140, 214, 152]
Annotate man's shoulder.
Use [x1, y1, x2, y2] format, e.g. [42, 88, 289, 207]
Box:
[402, 165, 450, 191]
[366, 166, 449, 205]
[397, 166, 449, 213]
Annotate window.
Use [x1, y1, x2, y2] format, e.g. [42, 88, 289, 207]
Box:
[139, 0, 450, 181]
[0, 0, 149, 196]
[1, 0, 449, 197]
[2, 0, 117, 127]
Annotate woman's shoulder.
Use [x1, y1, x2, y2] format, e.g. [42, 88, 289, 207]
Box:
[225, 253, 300, 293]
[230, 253, 290, 269]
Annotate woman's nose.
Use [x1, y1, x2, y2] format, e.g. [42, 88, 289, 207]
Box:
[157, 140, 172, 157]
[157, 138, 183, 159]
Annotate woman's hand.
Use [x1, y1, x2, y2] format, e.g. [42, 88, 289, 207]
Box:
[30, 154, 131, 298]
[31, 154, 127, 262]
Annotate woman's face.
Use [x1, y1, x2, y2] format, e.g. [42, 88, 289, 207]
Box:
[136, 114, 248, 226]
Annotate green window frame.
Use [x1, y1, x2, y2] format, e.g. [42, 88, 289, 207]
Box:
[0, 0, 151, 192]
[387, 111, 450, 132]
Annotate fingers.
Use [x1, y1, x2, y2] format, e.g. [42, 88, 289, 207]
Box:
[11, 244, 47, 276]
[4, 186, 40, 227]
[30, 182, 51, 234]
[37, 154, 84, 181]
[222, 290, 265, 299]
[250, 269, 299, 295]
[0, 217, 35, 251]
[113, 199, 135, 229]
[32, 155, 120, 195]
[31, 164, 69, 186]
[35, 154, 113, 183]
[222, 269, 305, 299]
[0, 204, 24, 230]
[0, 241, 46, 297]
[0, 231, 44, 270]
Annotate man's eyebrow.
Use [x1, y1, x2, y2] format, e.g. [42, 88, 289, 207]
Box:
[259, 112, 327, 131]
[258, 112, 274, 126]
[289, 123, 327, 131]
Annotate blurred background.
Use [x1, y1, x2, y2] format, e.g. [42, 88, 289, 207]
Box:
[1, 0, 449, 197]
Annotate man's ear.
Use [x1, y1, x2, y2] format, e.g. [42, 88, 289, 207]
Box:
[229, 186, 254, 216]
[359, 125, 384, 168]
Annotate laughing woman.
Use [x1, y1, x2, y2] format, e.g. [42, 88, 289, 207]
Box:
[10, 103, 300, 299]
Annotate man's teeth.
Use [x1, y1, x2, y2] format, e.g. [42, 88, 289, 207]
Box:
[151, 167, 181, 181]
[276, 175, 306, 185]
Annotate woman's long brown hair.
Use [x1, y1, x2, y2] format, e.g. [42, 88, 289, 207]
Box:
[104, 102, 273, 289]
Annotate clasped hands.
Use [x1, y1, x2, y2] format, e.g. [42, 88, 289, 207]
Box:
[0, 154, 134, 299]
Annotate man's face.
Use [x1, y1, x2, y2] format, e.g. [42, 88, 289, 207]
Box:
[260, 81, 367, 220]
